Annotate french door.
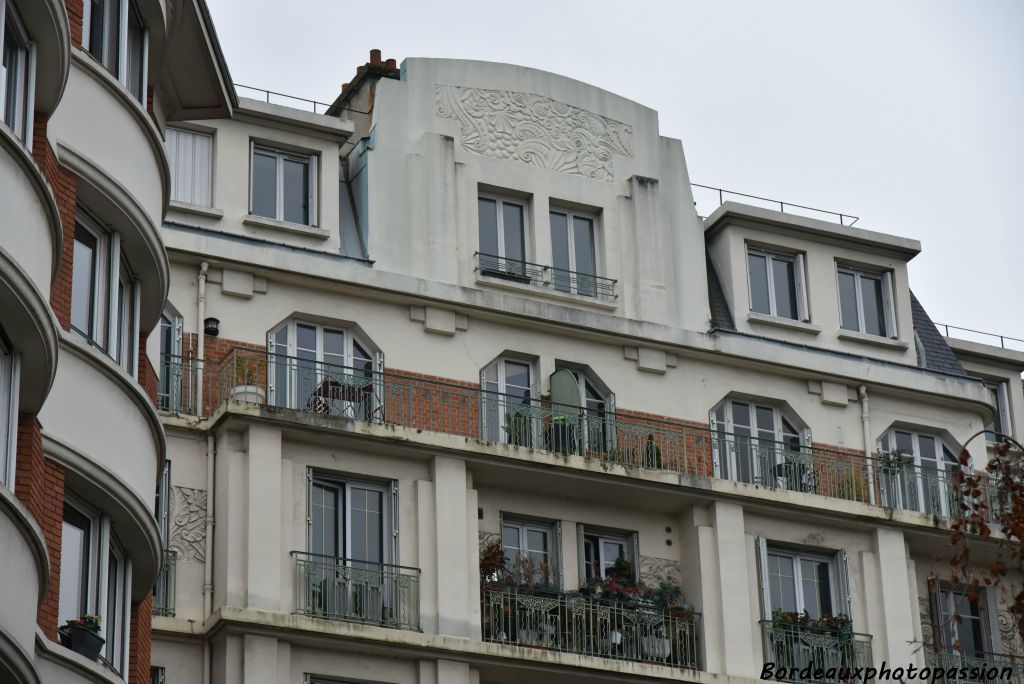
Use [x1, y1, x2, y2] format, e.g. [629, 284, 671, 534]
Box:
[712, 401, 802, 488]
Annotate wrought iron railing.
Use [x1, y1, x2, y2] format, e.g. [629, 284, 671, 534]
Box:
[482, 586, 701, 668]
[934, 323, 1024, 352]
[158, 353, 196, 413]
[761, 622, 873, 683]
[292, 552, 420, 631]
[925, 647, 1024, 683]
[167, 348, 1001, 520]
[691, 183, 859, 227]
[476, 252, 618, 300]
[153, 550, 176, 617]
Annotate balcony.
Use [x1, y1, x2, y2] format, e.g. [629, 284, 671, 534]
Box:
[476, 252, 618, 301]
[292, 552, 421, 631]
[481, 586, 701, 669]
[925, 647, 1024, 684]
[153, 550, 176, 617]
[761, 622, 873, 683]
[160, 348, 1001, 521]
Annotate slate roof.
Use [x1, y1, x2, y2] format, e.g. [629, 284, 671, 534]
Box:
[706, 256, 735, 331]
[910, 291, 966, 376]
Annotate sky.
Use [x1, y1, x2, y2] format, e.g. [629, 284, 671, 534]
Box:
[206, 0, 1024, 347]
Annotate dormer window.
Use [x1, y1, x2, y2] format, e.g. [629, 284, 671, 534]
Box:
[837, 264, 896, 337]
[747, 246, 807, 321]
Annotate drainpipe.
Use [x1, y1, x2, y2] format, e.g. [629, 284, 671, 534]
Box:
[202, 433, 215, 684]
[196, 262, 208, 416]
[859, 385, 876, 505]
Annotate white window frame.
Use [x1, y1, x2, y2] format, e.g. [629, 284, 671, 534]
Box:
[880, 428, 960, 516]
[72, 213, 110, 346]
[114, 255, 139, 376]
[165, 126, 214, 207]
[308, 474, 391, 564]
[936, 583, 993, 655]
[710, 398, 806, 486]
[556, 366, 615, 454]
[580, 527, 634, 582]
[746, 246, 808, 321]
[764, 546, 838, 618]
[481, 357, 537, 446]
[0, 0, 36, 147]
[836, 264, 897, 338]
[982, 379, 1012, 442]
[157, 309, 183, 411]
[0, 332, 18, 489]
[82, 0, 147, 104]
[249, 143, 318, 226]
[477, 193, 529, 264]
[155, 460, 170, 544]
[501, 515, 558, 588]
[549, 207, 601, 295]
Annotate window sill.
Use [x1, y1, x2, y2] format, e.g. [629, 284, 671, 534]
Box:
[168, 201, 224, 220]
[475, 273, 618, 311]
[243, 214, 329, 239]
[836, 329, 910, 350]
[746, 312, 821, 335]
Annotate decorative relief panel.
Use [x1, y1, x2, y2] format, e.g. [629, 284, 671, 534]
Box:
[639, 556, 682, 588]
[435, 84, 633, 181]
[169, 486, 207, 562]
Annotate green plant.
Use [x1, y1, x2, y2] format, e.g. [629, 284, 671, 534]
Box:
[878, 449, 913, 475]
[771, 609, 852, 639]
[64, 614, 102, 634]
[234, 355, 264, 386]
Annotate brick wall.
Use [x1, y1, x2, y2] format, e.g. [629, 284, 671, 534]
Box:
[65, 0, 84, 47]
[137, 332, 158, 405]
[128, 595, 152, 684]
[14, 415, 65, 639]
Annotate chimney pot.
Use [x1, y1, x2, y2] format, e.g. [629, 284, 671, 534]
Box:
[385, 58, 397, 69]
[356, 65, 366, 76]
[341, 82, 350, 92]
[370, 49, 382, 64]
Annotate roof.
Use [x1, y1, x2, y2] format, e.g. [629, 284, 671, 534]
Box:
[707, 256, 735, 331]
[910, 292, 966, 376]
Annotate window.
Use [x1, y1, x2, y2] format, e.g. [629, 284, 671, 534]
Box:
[481, 357, 535, 446]
[878, 428, 960, 516]
[501, 517, 556, 588]
[549, 367, 614, 455]
[165, 127, 213, 207]
[837, 265, 896, 337]
[0, 0, 33, 145]
[747, 247, 807, 321]
[764, 547, 837, 620]
[155, 461, 170, 544]
[250, 145, 317, 226]
[71, 211, 139, 374]
[310, 476, 390, 564]
[581, 528, 634, 582]
[104, 537, 130, 671]
[982, 380, 1011, 442]
[0, 331, 17, 488]
[478, 194, 527, 280]
[934, 584, 991, 657]
[58, 503, 96, 629]
[84, 0, 147, 103]
[268, 320, 379, 417]
[150, 667, 166, 684]
[550, 209, 598, 296]
[157, 310, 183, 411]
[711, 399, 804, 488]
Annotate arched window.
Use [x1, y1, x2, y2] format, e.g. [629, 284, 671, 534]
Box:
[549, 365, 615, 456]
[480, 356, 537, 447]
[877, 427, 961, 517]
[268, 320, 381, 419]
[710, 397, 809, 490]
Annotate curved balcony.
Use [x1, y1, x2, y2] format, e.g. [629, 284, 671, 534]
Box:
[39, 336, 164, 597]
[12, 0, 71, 115]
[47, 49, 170, 329]
[0, 487, 48, 684]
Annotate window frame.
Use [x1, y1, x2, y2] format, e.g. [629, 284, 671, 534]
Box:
[477, 193, 529, 267]
[0, 0, 35, 146]
[764, 546, 838, 619]
[481, 356, 537, 446]
[71, 214, 109, 346]
[249, 143, 319, 227]
[981, 379, 1012, 442]
[58, 498, 101, 630]
[0, 331, 18, 488]
[103, 532, 132, 674]
[157, 308, 183, 411]
[836, 263, 897, 338]
[307, 472, 393, 564]
[746, 245, 808, 321]
[879, 427, 961, 516]
[935, 582, 992, 656]
[549, 207, 600, 296]
[580, 526, 634, 582]
[165, 126, 214, 208]
[83, 0, 148, 104]
[500, 515, 558, 589]
[710, 398, 805, 486]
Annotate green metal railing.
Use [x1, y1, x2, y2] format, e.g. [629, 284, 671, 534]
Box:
[153, 550, 176, 617]
[476, 252, 618, 300]
[164, 348, 1001, 520]
[761, 622, 873, 683]
[482, 586, 701, 668]
[292, 552, 420, 631]
[925, 647, 1024, 683]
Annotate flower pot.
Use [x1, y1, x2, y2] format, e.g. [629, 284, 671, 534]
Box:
[59, 625, 105, 661]
[229, 385, 265, 403]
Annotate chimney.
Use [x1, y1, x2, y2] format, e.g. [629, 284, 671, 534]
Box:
[370, 49, 382, 65]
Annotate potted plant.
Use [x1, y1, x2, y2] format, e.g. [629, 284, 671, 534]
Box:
[59, 615, 104, 661]
[480, 538, 509, 590]
[229, 354, 266, 403]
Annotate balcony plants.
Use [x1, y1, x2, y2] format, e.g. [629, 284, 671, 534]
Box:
[59, 614, 104, 661]
[229, 354, 266, 403]
[771, 609, 853, 641]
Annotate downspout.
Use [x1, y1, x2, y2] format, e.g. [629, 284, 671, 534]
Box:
[196, 262, 208, 415]
[202, 433, 215, 684]
[859, 385, 876, 505]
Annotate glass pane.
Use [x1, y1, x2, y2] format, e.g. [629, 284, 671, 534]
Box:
[838, 271, 859, 331]
[800, 559, 833, 619]
[349, 487, 382, 563]
[860, 275, 886, 336]
[550, 212, 570, 292]
[88, 0, 104, 62]
[311, 483, 338, 557]
[771, 257, 798, 320]
[478, 198, 499, 260]
[573, 216, 596, 296]
[58, 508, 90, 626]
[755, 405, 775, 432]
[2, 21, 20, 130]
[323, 329, 344, 358]
[502, 202, 525, 263]
[273, 326, 289, 407]
[71, 229, 98, 336]
[126, 2, 144, 101]
[732, 402, 751, 428]
[748, 253, 771, 315]
[526, 529, 547, 555]
[106, 552, 119, 658]
[283, 158, 309, 224]
[103, 0, 120, 74]
[895, 431, 914, 456]
[296, 324, 316, 352]
[768, 553, 797, 613]
[251, 153, 278, 219]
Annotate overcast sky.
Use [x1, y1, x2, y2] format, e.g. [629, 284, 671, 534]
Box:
[207, 0, 1024, 347]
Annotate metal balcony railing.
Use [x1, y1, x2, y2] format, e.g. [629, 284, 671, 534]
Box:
[476, 252, 618, 301]
[482, 586, 701, 668]
[234, 84, 333, 114]
[691, 183, 859, 227]
[925, 647, 1024, 683]
[292, 552, 420, 631]
[934, 323, 1024, 353]
[158, 354, 197, 414]
[761, 622, 873, 683]
[166, 348, 1002, 521]
[153, 550, 176, 617]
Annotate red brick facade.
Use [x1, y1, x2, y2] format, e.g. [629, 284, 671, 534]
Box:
[138, 332, 158, 404]
[128, 594, 152, 684]
[14, 415, 65, 640]
[65, 0, 84, 47]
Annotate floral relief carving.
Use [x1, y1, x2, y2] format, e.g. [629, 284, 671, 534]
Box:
[169, 486, 207, 562]
[639, 556, 682, 588]
[435, 84, 633, 181]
